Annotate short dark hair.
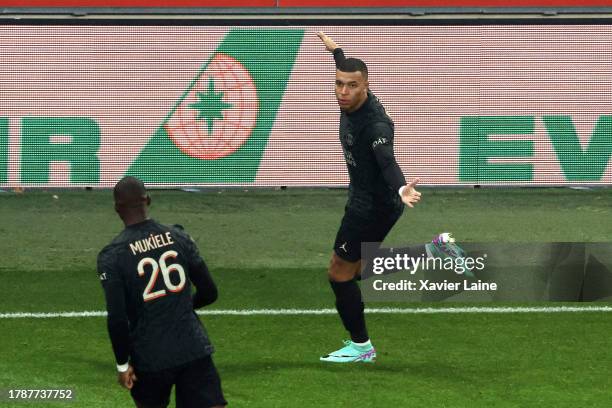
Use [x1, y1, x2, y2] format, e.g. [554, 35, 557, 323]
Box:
[113, 176, 147, 208]
[337, 58, 368, 80]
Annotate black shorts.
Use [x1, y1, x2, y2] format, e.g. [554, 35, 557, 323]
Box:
[333, 196, 404, 262]
[131, 355, 226, 408]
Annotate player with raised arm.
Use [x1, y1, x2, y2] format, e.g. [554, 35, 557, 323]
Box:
[97, 176, 226, 408]
[317, 32, 467, 363]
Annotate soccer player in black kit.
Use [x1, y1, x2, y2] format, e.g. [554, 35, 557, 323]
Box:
[98, 176, 226, 407]
[317, 32, 464, 363]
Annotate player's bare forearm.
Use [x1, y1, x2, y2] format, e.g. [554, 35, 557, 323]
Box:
[317, 32, 346, 67]
[317, 31, 339, 52]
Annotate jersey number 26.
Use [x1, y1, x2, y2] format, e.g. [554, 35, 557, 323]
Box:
[137, 250, 187, 302]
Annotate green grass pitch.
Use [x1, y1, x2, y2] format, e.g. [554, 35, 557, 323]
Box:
[1, 187, 611, 407]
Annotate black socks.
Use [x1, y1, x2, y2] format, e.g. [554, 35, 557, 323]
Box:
[330, 279, 369, 343]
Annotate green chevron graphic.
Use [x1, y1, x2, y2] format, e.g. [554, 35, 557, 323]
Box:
[126, 28, 304, 183]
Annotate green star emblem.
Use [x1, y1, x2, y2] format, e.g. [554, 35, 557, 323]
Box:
[189, 77, 233, 135]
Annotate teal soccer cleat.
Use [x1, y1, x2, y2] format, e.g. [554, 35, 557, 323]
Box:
[320, 340, 376, 363]
[425, 232, 474, 278]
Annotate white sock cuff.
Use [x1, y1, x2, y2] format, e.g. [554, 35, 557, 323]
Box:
[352, 340, 372, 347]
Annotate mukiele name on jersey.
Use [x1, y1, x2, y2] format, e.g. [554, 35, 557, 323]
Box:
[129, 232, 175, 255]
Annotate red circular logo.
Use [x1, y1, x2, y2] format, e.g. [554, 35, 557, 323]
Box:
[165, 53, 258, 160]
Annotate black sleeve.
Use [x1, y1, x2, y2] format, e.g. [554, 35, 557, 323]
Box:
[333, 47, 346, 68]
[173, 226, 219, 309]
[189, 257, 219, 309]
[368, 123, 407, 192]
[98, 249, 130, 366]
[103, 282, 130, 365]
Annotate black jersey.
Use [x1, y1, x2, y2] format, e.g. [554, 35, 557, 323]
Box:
[97, 219, 214, 373]
[340, 91, 399, 199]
[333, 48, 407, 207]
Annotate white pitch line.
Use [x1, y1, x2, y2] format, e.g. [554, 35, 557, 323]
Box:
[1, 306, 612, 319]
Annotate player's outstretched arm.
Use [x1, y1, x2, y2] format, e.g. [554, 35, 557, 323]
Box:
[317, 32, 346, 67]
[317, 31, 339, 52]
[400, 178, 422, 208]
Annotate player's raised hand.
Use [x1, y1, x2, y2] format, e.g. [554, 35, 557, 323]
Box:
[317, 31, 339, 52]
[117, 365, 137, 390]
[400, 178, 421, 208]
